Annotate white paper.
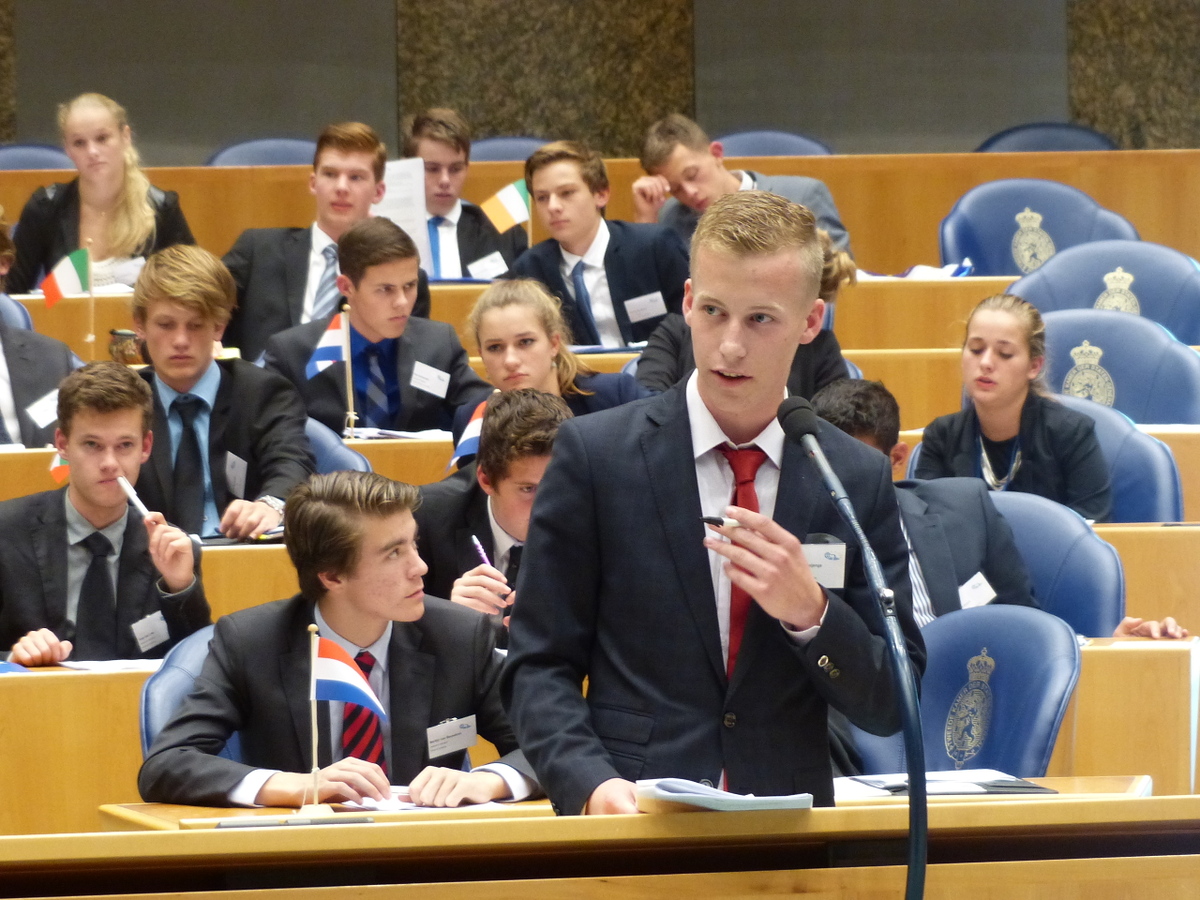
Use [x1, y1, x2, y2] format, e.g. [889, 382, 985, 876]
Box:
[341, 785, 506, 812]
[58, 658, 164, 672]
[342, 427, 452, 441]
[377, 158, 432, 270]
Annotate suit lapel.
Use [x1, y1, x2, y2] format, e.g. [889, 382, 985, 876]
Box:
[114, 511, 157, 657]
[4, 328, 44, 444]
[387, 621, 436, 773]
[454, 484, 493, 573]
[285, 230, 312, 328]
[208, 363, 231, 503]
[33, 490, 69, 635]
[898, 489, 960, 617]
[394, 332, 418, 426]
[144, 380, 177, 520]
[603, 223, 635, 343]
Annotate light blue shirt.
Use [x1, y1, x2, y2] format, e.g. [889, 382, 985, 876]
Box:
[152, 362, 222, 537]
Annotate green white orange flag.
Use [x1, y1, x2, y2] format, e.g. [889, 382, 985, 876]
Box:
[48, 452, 69, 484]
[480, 180, 530, 233]
[40, 249, 90, 308]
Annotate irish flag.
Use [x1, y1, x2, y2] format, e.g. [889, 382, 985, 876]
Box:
[480, 180, 530, 233]
[305, 311, 348, 379]
[312, 637, 387, 722]
[40, 249, 90, 308]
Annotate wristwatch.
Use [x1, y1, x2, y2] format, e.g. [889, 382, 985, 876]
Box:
[256, 495, 286, 516]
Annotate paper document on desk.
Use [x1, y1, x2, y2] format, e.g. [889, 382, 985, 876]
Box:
[342, 427, 452, 441]
[634, 778, 813, 813]
[339, 786, 507, 812]
[58, 659, 164, 673]
[848, 768, 1055, 795]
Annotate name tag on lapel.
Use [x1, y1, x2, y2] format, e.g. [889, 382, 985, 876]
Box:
[26, 389, 59, 430]
[411, 361, 450, 398]
[427, 714, 477, 758]
[225, 452, 248, 499]
[959, 571, 997, 609]
[467, 252, 508, 280]
[132, 611, 170, 653]
[624, 291, 668, 324]
[803, 532, 846, 589]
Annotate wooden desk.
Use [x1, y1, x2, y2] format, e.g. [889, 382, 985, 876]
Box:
[429, 282, 488, 345]
[347, 437, 454, 485]
[0, 447, 62, 500]
[468, 351, 636, 380]
[14, 292, 135, 362]
[1095, 525, 1200, 626]
[201, 544, 298, 619]
[846, 348, 961, 431]
[836, 277, 1012, 349]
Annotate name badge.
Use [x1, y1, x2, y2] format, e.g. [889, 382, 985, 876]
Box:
[802, 540, 846, 589]
[132, 610, 170, 653]
[467, 251, 508, 280]
[26, 389, 59, 430]
[411, 361, 450, 399]
[427, 714, 477, 759]
[225, 452, 248, 500]
[624, 291, 668, 324]
[959, 571, 997, 609]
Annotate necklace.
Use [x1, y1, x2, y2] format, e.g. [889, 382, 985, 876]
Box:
[979, 436, 1022, 491]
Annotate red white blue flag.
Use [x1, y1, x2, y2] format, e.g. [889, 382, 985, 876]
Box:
[312, 637, 387, 722]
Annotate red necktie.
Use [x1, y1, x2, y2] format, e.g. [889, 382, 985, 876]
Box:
[342, 650, 388, 777]
[716, 445, 768, 678]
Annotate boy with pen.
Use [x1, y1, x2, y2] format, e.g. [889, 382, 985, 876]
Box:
[0, 362, 210, 665]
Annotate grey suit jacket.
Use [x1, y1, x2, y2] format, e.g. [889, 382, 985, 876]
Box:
[0, 322, 79, 447]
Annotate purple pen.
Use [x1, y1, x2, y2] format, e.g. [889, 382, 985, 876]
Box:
[470, 534, 492, 567]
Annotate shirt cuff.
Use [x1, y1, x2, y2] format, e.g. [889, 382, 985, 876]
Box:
[473, 762, 536, 802]
[779, 588, 829, 645]
[156, 576, 197, 598]
[228, 768, 282, 807]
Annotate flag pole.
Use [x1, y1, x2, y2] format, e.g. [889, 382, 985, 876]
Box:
[341, 307, 358, 437]
[297, 623, 334, 816]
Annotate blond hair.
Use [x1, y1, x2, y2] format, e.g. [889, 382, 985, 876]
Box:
[966, 293, 1050, 396]
[818, 229, 856, 302]
[132, 244, 236, 326]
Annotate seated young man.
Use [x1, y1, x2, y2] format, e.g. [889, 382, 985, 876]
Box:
[222, 122, 431, 362]
[415, 389, 571, 647]
[1, 362, 210, 665]
[132, 245, 315, 540]
[402, 108, 528, 279]
[631, 113, 851, 252]
[509, 141, 689, 348]
[264, 217, 493, 434]
[138, 470, 538, 808]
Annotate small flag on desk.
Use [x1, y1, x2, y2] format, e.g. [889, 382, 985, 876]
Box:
[48, 452, 69, 484]
[313, 637, 388, 722]
[305, 311, 348, 379]
[450, 397, 492, 468]
[480, 181, 530, 233]
[40, 249, 90, 308]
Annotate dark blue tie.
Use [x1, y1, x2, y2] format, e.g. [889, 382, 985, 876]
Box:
[571, 260, 599, 344]
[172, 395, 206, 535]
[363, 347, 391, 428]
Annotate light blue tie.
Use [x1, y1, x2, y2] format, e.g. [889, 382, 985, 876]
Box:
[427, 217, 445, 279]
[571, 260, 600, 345]
[312, 244, 340, 320]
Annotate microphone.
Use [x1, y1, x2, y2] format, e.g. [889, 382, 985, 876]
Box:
[777, 397, 852, 510]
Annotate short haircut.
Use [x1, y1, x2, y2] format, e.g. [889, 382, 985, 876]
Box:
[524, 140, 609, 195]
[692, 191, 823, 299]
[641, 113, 710, 172]
[285, 471, 421, 600]
[132, 244, 237, 326]
[402, 108, 471, 161]
[477, 388, 572, 483]
[811, 379, 900, 454]
[337, 217, 418, 287]
[314, 122, 387, 182]
[57, 361, 153, 437]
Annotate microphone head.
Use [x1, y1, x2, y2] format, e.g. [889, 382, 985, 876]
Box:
[777, 396, 820, 441]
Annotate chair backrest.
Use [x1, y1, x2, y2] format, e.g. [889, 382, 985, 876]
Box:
[469, 137, 547, 162]
[140, 625, 241, 760]
[305, 418, 372, 473]
[0, 144, 73, 170]
[620, 355, 639, 378]
[0, 294, 33, 329]
[988, 491, 1124, 637]
[1054, 394, 1182, 522]
[716, 129, 832, 156]
[939, 178, 1139, 276]
[1042, 308, 1200, 424]
[1011, 239, 1200, 345]
[852, 606, 1080, 777]
[975, 122, 1118, 153]
[207, 138, 317, 166]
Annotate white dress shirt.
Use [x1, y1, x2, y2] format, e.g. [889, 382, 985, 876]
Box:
[428, 202, 464, 280]
[558, 219, 623, 348]
[301, 224, 339, 323]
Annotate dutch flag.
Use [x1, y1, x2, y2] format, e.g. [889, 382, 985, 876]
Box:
[305, 311, 348, 380]
[312, 637, 388, 722]
[449, 396, 493, 468]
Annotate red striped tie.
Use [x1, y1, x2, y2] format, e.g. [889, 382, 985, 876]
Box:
[342, 650, 388, 777]
[717, 445, 768, 678]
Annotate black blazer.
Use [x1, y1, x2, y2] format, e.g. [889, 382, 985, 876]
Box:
[0, 322, 78, 446]
[508, 220, 689, 346]
[222, 227, 433, 362]
[263, 315, 493, 435]
[136, 360, 315, 527]
[138, 593, 534, 806]
[0, 488, 210, 656]
[415, 465, 492, 602]
[9, 179, 194, 294]
[456, 203, 528, 274]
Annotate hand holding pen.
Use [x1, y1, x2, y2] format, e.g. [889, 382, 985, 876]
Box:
[447, 535, 514, 616]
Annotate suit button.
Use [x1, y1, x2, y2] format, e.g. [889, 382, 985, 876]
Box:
[700, 779, 714, 788]
[829, 668, 840, 679]
[723, 713, 737, 728]
[817, 655, 830, 669]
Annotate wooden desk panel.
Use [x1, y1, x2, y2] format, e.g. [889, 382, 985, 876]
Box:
[1095, 525, 1200, 626]
[15, 292, 134, 362]
[845, 349, 961, 432]
[202, 545, 298, 619]
[836, 277, 1012, 349]
[429, 283, 488, 344]
[468, 352, 636, 380]
[0, 448, 63, 499]
[1143, 427, 1200, 521]
[348, 438, 454, 485]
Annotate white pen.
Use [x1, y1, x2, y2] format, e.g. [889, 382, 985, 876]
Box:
[700, 516, 741, 529]
[117, 475, 151, 519]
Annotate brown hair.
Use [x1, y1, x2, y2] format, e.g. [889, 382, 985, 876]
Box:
[0, 207, 14, 291]
[132, 244, 236, 326]
[965, 293, 1050, 395]
[314, 122, 387, 182]
[811, 379, 900, 455]
[337, 217, 418, 288]
[467, 279, 596, 397]
[57, 93, 155, 258]
[477, 388, 572, 482]
[818, 229, 856, 302]
[56, 361, 153, 437]
[402, 108, 471, 161]
[285, 471, 421, 600]
[641, 113, 710, 172]
[524, 140, 608, 195]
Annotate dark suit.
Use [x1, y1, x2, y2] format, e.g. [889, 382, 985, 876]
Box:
[263, 316, 493, 434]
[509, 220, 689, 346]
[0, 322, 79, 447]
[138, 593, 533, 806]
[222, 227, 433, 362]
[0, 488, 210, 657]
[136, 360, 314, 526]
[501, 386, 924, 814]
[415, 465, 491, 602]
[455, 203, 528, 274]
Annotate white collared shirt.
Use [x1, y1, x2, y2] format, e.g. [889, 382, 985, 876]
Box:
[302, 223, 339, 323]
[558, 219, 623, 348]
[486, 495, 521, 576]
[0, 337, 22, 444]
[428, 201, 463, 280]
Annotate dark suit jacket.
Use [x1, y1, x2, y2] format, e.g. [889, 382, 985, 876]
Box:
[0, 322, 79, 446]
[138, 593, 534, 806]
[0, 488, 210, 657]
[456, 203, 528, 273]
[9, 179, 194, 294]
[896, 478, 1035, 617]
[501, 386, 924, 814]
[508, 220, 689, 346]
[415, 465, 492, 601]
[222, 227, 433, 362]
[263, 315, 493, 434]
[136, 360, 315, 526]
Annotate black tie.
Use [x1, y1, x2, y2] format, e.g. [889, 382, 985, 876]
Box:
[172, 395, 206, 535]
[73, 532, 118, 660]
[0, 414, 12, 444]
[505, 544, 523, 587]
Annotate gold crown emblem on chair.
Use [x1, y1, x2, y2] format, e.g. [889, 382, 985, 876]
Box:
[1063, 341, 1115, 406]
[945, 647, 995, 768]
[1012, 208, 1056, 273]
[1094, 267, 1140, 314]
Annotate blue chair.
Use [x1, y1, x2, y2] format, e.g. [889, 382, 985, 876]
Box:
[975, 122, 1118, 153]
[1011, 239, 1200, 345]
[940, 179, 1139, 276]
[0, 294, 33, 329]
[620, 355, 639, 378]
[140, 625, 241, 760]
[988, 491, 1125, 637]
[305, 418, 371, 473]
[0, 144, 73, 170]
[470, 137, 547, 162]
[1043, 308, 1200, 424]
[851, 606, 1080, 777]
[1054, 394, 1182, 523]
[207, 139, 317, 166]
[716, 130, 832, 156]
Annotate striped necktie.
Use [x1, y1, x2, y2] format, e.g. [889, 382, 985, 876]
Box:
[312, 244, 340, 320]
[363, 347, 391, 428]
